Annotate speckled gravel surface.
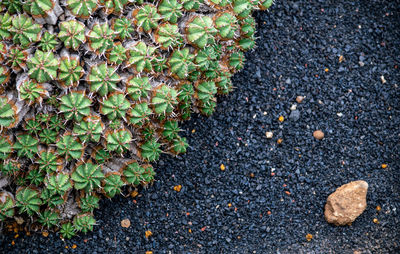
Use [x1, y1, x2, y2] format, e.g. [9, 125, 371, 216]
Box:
[1, 0, 400, 253]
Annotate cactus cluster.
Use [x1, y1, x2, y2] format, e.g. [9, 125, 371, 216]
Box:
[0, 0, 273, 237]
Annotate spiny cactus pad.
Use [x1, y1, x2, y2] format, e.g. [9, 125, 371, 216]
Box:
[0, 0, 272, 236]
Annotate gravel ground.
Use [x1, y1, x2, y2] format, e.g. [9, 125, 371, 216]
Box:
[1, 0, 400, 253]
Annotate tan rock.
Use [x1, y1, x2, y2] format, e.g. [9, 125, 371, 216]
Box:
[324, 180, 368, 226]
[313, 130, 324, 140]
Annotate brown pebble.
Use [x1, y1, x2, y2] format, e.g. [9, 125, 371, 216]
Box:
[313, 130, 324, 140]
[121, 219, 131, 228]
[296, 96, 305, 103]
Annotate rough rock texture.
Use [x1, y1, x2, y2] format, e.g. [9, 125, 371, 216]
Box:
[325, 180, 368, 226]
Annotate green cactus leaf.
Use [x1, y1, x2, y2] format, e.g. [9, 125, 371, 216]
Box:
[38, 209, 60, 228]
[7, 47, 28, 72]
[60, 222, 76, 239]
[122, 161, 145, 185]
[127, 42, 156, 73]
[40, 188, 65, 208]
[66, 0, 98, 19]
[15, 187, 42, 216]
[128, 102, 151, 126]
[112, 17, 134, 40]
[240, 16, 256, 37]
[196, 81, 217, 102]
[10, 14, 41, 48]
[179, 101, 192, 120]
[26, 169, 45, 186]
[259, 0, 273, 10]
[172, 136, 188, 154]
[141, 164, 155, 183]
[27, 50, 59, 83]
[181, 0, 200, 11]
[56, 133, 84, 160]
[155, 23, 183, 49]
[58, 20, 86, 50]
[71, 162, 104, 192]
[152, 85, 178, 115]
[0, 160, 20, 176]
[87, 22, 115, 55]
[162, 120, 181, 141]
[125, 76, 151, 101]
[58, 56, 84, 88]
[1, 1, 22, 14]
[23, 0, 56, 18]
[238, 36, 256, 51]
[0, 192, 15, 221]
[18, 78, 49, 105]
[168, 48, 195, 79]
[140, 138, 161, 162]
[38, 31, 58, 51]
[200, 100, 216, 116]
[229, 51, 245, 71]
[195, 47, 219, 71]
[45, 172, 72, 195]
[133, 4, 161, 32]
[106, 43, 127, 65]
[103, 173, 124, 198]
[105, 128, 132, 154]
[38, 151, 62, 173]
[14, 134, 38, 159]
[73, 213, 96, 233]
[186, 15, 217, 48]
[0, 135, 13, 160]
[215, 12, 238, 39]
[59, 92, 91, 121]
[88, 63, 121, 97]
[73, 115, 104, 143]
[99, 0, 128, 15]
[158, 0, 183, 24]
[39, 129, 58, 144]
[233, 0, 253, 18]
[78, 195, 99, 213]
[100, 93, 130, 121]
[216, 73, 233, 94]
[177, 82, 194, 102]
[0, 97, 16, 128]
[91, 147, 112, 164]
[208, 0, 231, 7]
[0, 12, 12, 40]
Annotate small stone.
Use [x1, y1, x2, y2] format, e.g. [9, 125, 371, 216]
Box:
[121, 219, 131, 228]
[359, 61, 365, 67]
[313, 130, 324, 140]
[296, 96, 305, 103]
[265, 131, 273, 139]
[324, 180, 368, 226]
[290, 104, 297, 111]
[289, 110, 300, 121]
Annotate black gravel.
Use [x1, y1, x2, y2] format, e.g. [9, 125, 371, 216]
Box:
[2, 0, 400, 253]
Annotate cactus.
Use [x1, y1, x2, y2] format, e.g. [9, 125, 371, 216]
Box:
[186, 16, 217, 48]
[58, 20, 86, 50]
[15, 187, 42, 216]
[0, 192, 15, 221]
[87, 63, 121, 96]
[59, 92, 92, 121]
[87, 22, 115, 55]
[158, 0, 183, 24]
[133, 4, 160, 32]
[38, 31, 58, 51]
[13, 134, 39, 159]
[17, 78, 49, 105]
[105, 128, 132, 153]
[58, 55, 84, 88]
[73, 213, 96, 233]
[103, 173, 124, 198]
[126, 42, 156, 73]
[60, 222, 76, 239]
[78, 195, 100, 213]
[0, 97, 16, 129]
[71, 162, 104, 192]
[56, 133, 84, 160]
[27, 50, 59, 83]
[44, 172, 72, 195]
[0, 0, 272, 234]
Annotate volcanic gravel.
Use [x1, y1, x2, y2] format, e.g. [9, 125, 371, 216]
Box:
[1, 0, 400, 253]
